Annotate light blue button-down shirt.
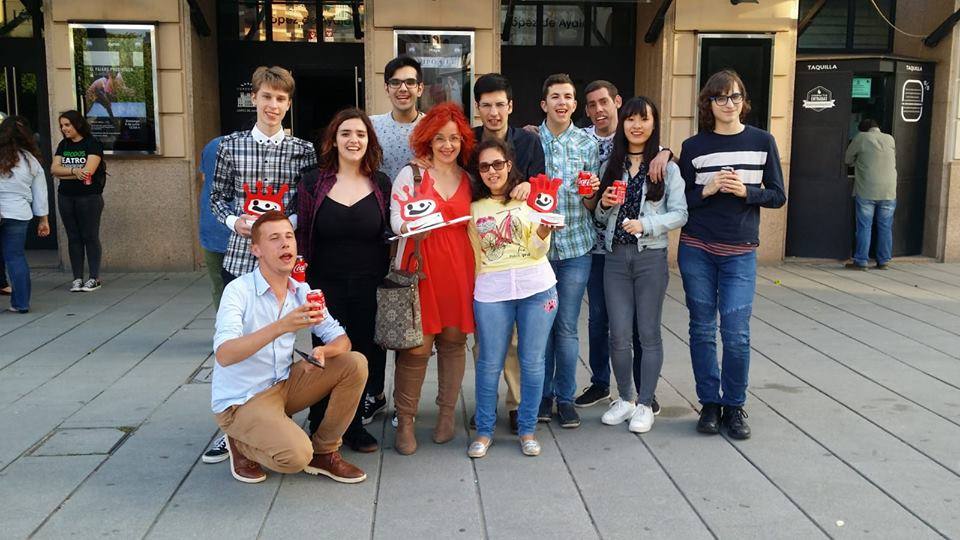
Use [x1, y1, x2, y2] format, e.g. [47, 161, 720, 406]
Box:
[539, 121, 599, 261]
[211, 268, 346, 413]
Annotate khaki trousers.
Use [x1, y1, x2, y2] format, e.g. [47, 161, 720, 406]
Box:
[215, 351, 367, 473]
[472, 328, 521, 411]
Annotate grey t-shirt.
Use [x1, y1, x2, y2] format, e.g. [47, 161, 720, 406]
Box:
[370, 111, 424, 182]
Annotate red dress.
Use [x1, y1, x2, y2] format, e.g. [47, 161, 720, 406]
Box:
[401, 171, 475, 335]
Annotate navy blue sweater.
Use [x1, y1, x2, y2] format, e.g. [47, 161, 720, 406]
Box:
[678, 125, 786, 245]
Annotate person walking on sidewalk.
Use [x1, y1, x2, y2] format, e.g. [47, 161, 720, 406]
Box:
[467, 138, 559, 458]
[50, 110, 105, 293]
[844, 118, 897, 271]
[594, 97, 687, 434]
[0, 116, 51, 313]
[211, 211, 368, 484]
[677, 70, 786, 440]
[389, 102, 476, 455]
[298, 108, 391, 454]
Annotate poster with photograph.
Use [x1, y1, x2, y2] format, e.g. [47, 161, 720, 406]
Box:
[70, 23, 160, 154]
[394, 30, 474, 117]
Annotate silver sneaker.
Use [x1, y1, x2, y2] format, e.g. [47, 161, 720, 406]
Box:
[81, 278, 101, 292]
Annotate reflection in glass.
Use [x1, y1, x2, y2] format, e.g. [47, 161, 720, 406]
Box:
[0, 0, 34, 38]
[238, 1, 267, 41]
[590, 7, 613, 47]
[499, 4, 536, 46]
[321, 3, 363, 43]
[17, 71, 39, 133]
[271, 2, 316, 42]
[542, 5, 584, 47]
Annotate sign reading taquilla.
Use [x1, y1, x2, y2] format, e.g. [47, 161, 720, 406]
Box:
[802, 86, 836, 112]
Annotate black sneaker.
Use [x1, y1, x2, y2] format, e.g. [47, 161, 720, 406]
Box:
[651, 395, 661, 416]
[508, 410, 518, 435]
[574, 384, 611, 408]
[537, 397, 554, 423]
[343, 426, 379, 453]
[361, 394, 387, 425]
[721, 406, 751, 440]
[202, 433, 229, 464]
[557, 402, 581, 428]
[696, 403, 721, 434]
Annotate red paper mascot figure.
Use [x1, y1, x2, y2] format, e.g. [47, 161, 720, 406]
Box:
[526, 174, 561, 213]
[244, 181, 289, 216]
[393, 183, 443, 229]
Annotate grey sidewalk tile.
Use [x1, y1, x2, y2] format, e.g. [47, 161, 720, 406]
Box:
[32, 427, 127, 456]
[31, 384, 216, 539]
[0, 454, 105, 539]
[816, 265, 960, 316]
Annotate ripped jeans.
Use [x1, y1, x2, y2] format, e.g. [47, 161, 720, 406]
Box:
[677, 243, 756, 407]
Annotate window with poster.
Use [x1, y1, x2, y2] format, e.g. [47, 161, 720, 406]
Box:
[394, 30, 474, 117]
[70, 23, 160, 154]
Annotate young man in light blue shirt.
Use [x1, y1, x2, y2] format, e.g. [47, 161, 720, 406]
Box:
[211, 211, 368, 484]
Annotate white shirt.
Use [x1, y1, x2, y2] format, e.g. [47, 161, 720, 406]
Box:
[251, 124, 286, 146]
[0, 152, 48, 221]
[211, 268, 346, 413]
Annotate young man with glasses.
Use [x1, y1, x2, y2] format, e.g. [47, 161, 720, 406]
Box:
[536, 73, 601, 429]
[677, 70, 785, 440]
[370, 56, 425, 182]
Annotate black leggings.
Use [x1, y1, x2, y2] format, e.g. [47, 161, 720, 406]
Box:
[58, 193, 104, 280]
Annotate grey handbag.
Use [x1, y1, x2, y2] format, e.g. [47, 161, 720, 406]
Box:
[374, 164, 426, 350]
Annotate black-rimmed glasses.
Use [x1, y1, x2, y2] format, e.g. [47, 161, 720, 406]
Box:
[387, 78, 420, 89]
[710, 93, 744, 106]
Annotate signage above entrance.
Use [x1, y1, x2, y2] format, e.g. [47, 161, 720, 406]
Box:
[802, 85, 836, 112]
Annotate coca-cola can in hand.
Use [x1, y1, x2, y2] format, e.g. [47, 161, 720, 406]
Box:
[612, 180, 627, 205]
[292, 256, 307, 283]
[82, 171, 92, 186]
[306, 289, 326, 315]
[577, 171, 593, 195]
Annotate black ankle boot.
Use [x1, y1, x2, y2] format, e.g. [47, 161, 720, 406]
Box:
[721, 406, 751, 440]
[696, 403, 721, 434]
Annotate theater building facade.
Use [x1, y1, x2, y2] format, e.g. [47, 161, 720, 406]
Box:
[0, 0, 957, 269]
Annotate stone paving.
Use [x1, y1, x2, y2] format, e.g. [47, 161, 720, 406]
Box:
[1, 263, 959, 539]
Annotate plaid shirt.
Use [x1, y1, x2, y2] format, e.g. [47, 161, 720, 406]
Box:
[539, 121, 600, 260]
[211, 127, 317, 276]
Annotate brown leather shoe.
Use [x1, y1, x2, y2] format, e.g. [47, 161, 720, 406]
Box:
[225, 436, 266, 484]
[304, 451, 367, 483]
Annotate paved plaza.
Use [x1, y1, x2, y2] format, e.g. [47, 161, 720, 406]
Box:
[1, 263, 959, 539]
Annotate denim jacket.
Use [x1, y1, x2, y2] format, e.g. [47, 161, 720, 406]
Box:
[595, 161, 687, 252]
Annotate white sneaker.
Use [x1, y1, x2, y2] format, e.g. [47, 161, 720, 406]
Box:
[629, 404, 655, 433]
[601, 399, 637, 425]
[81, 278, 101, 292]
[70, 279, 83, 292]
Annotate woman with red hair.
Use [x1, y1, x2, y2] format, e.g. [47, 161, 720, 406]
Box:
[389, 101, 476, 455]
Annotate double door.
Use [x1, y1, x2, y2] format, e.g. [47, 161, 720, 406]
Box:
[1, 36, 56, 249]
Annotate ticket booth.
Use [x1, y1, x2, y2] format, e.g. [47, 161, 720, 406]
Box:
[786, 57, 934, 259]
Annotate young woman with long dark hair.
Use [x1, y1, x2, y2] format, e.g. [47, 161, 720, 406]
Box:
[594, 97, 687, 433]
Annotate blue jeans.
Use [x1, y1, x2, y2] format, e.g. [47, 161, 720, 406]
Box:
[677, 243, 756, 407]
[0, 219, 31, 311]
[543, 254, 591, 404]
[475, 287, 558, 437]
[587, 253, 642, 390]
[854, 196, 896, 266]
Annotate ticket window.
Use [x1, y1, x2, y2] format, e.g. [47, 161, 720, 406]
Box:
[849, 73, 894, 140]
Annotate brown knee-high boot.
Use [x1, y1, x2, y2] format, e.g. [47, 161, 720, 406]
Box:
[433, 335, 467, 444]
[393, 348, 430, 455]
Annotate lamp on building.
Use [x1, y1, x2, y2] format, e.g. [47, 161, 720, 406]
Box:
[731, 0, 759, 4]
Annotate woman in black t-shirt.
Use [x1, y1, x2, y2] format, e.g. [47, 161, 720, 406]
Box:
[296, 108, 391, 454]
[50, 110, 106, 293]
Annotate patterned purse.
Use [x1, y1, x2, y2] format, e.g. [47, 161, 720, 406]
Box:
[374, 164, 425, 350]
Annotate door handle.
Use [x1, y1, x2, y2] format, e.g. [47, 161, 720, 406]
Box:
[354, 66, 359, 107]
[11, 66, 18, 115]
[2, 67, 10, 115]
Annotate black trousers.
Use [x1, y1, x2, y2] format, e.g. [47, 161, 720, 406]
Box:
[221, 267, 239, 288]
[58, 193, 104, 280]
[307, 276, 386, 436]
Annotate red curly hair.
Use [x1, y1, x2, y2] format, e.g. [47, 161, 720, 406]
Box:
[409, 101, 475, 168]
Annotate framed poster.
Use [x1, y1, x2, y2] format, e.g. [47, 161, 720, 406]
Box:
[394, 30, 474, 117]
[69, 23, 160, 155]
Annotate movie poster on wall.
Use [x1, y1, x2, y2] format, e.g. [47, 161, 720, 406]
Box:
[394, 30, 474, 117]
[70, 23, 160, 154]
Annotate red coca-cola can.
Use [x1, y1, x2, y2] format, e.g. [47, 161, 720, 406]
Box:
[82, 171, 92, 186]
[306, 289, 326, 313]
[292, 256, 307, 282]
[577, 171, 593, 195]
[612, 180, 627, 205]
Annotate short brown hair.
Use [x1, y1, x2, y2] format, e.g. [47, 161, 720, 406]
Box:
[252, 66, 295, 97]
[542, 73, 576, 101]
[251, 210, 291, 243]
[584, 80, 618, 100]
[698, 70, 751, 132]
[317, 108, 383, 177]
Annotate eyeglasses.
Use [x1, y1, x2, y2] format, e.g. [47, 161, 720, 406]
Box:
[387, 78, 420, 89]
[710, 93, 744, 106]
[478, 160, 508, 173]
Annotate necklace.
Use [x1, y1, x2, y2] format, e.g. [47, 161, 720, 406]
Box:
[627, 150, 643, 156]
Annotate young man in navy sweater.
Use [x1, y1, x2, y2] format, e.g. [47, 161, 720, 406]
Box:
[677, 70, 786, 440]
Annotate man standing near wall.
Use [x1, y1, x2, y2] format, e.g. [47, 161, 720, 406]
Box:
[210, 66, 317, 285]
[370, 56, 426, 182]
[844, 118, 897, 270]
[536, 73, 600, 429]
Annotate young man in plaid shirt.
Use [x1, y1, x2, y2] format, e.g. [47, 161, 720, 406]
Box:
[210, 66, 317, 284]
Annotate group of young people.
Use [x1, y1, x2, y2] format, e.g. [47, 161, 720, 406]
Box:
[202, 56, 785, 485]
[0, 111, 107, 313]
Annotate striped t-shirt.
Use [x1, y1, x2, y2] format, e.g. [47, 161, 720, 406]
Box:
[677, 125, 786, 252]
